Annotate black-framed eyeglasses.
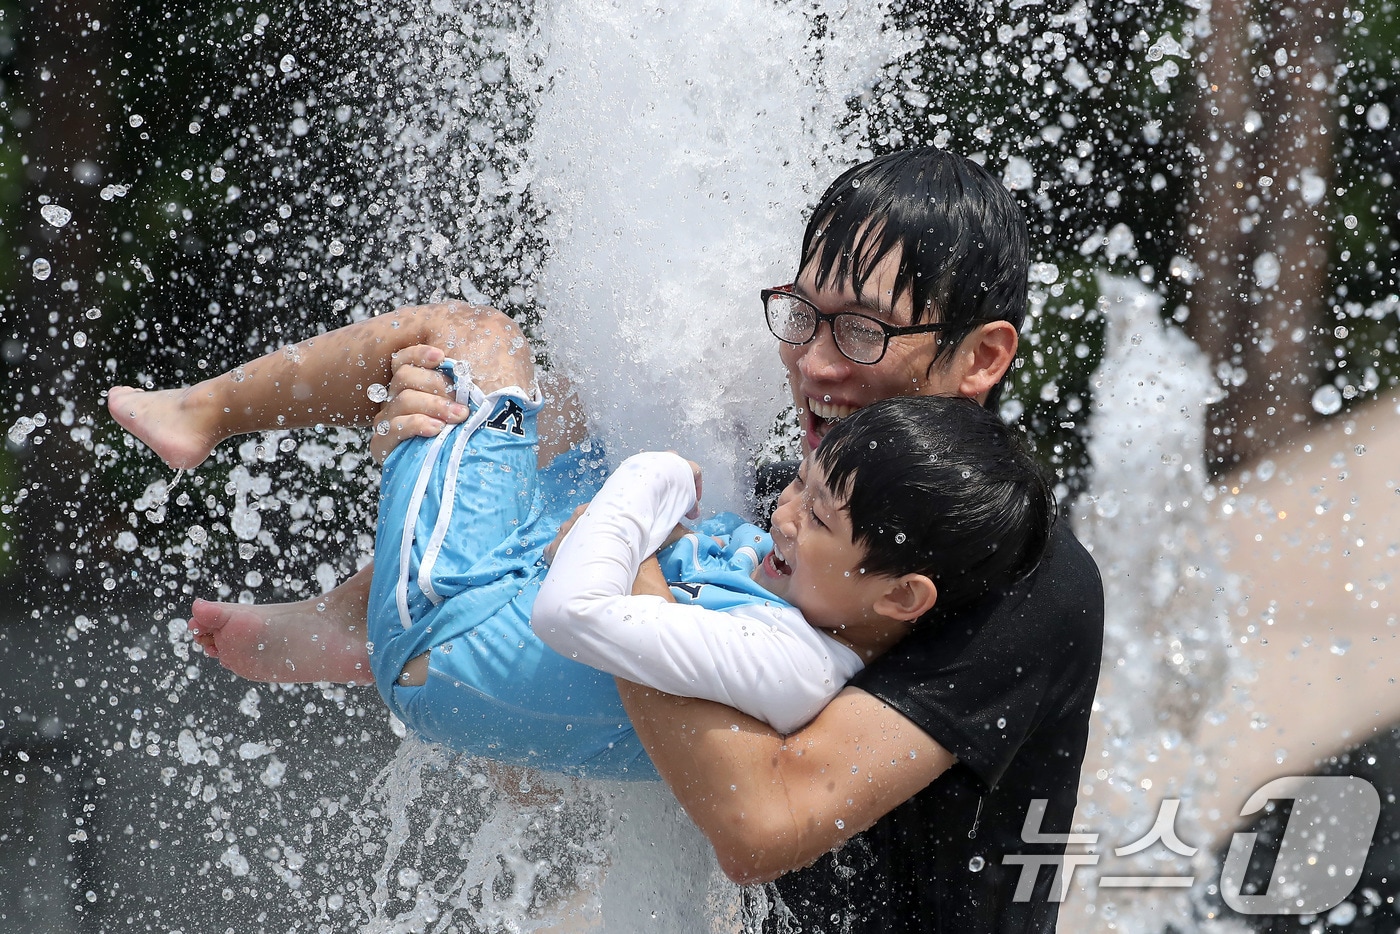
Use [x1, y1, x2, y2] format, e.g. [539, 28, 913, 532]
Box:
[761, 285, 948, 365]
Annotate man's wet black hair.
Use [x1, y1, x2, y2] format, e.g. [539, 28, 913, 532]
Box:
[814, 395, 1054, 618]
[801, 147, 1030, 409]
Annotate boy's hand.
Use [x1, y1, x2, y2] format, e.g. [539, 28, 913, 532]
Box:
[369, 344, 468, 463]
[543, 503, 589, 565]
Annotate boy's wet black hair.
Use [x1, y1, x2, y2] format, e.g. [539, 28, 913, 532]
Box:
[801, 148, 1030, 409]
[814, 395, 1054, 618]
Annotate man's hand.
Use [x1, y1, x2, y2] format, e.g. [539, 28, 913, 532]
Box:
[369, 344, 467, 463]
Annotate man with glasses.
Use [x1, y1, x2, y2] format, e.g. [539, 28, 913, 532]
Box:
[225, 148, 1104, 930]
[612, 149, 1104, 932]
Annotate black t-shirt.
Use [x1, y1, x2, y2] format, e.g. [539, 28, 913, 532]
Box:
[768, 522, 1104, 933]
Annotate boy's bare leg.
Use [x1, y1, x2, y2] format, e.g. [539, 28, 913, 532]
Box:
[116, 307, 536, 681]
[108, 303, 533, 469]
[188, 564, 374, 683]
[179, 335, 579, 683]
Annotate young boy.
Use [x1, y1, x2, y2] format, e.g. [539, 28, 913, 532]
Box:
[108, 304, 1052, 779]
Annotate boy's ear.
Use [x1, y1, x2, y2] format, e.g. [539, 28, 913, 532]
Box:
[873, 574, 938, 622]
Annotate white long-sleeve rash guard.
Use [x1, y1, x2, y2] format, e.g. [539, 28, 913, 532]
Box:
[533, 452, 863, 735]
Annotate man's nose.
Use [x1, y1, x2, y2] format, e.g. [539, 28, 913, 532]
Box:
[797, 320, 852, 379]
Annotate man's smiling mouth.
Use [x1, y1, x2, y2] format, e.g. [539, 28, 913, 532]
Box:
[807, 397, 859, 421]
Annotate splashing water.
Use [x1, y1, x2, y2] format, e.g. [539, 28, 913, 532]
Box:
[40, 203, 73, 228]
[529, 0, 904, 509]
[316, 0, 903, 929]
[1071, 276, 1240, 927]
[14, 0, 1396, 931]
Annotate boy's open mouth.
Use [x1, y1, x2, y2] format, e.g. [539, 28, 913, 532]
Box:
[765, 545, 793, 578]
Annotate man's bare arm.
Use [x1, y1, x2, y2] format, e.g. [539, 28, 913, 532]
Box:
[618, 682, 954, 883]
[625, 557, 955, 883]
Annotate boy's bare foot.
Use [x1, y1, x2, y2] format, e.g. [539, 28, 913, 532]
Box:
[107, 385, 223, 470]
[188, 597, 371, 684]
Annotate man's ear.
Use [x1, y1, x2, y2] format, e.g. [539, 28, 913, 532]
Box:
[951, 320, 1018, 403]
[873, 574, 938, 622]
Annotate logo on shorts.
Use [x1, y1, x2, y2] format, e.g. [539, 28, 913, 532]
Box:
[485, 399, 527, 437]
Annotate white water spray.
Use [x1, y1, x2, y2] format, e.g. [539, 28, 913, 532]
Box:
[1070, 276, 1241, 928]
[345, 1, 905, 929]
[528, 0, 905, 509]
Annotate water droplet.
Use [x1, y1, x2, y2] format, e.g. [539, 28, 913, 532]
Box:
[1344, 214, 1358, 230]
[7, 416, 36, 444]
[128, 114, 144, 127]
[85, 307, 101, 319]
[996, 717, 1007, 729]
[210, 166, 226, 183]
[279, 54, 297, 73]
[894, 532, 907, 544]
[328, 239, 345, 256]
[1327, 901, 1358, 926]
[968, 856, 986, 872]
[1331, 638, 1351, 656]
[366, 383, 389, 403]
[187, 526, 208, 546]
[1310, 385, 1344, 415]
[1002, 156, 1034, 191]
[1253, 251, 1280, 289]
[73, 331, 87, 348]
[834, 819, 845, 830]
[32, 258, 52, 280]
[40, 204, 72, 227]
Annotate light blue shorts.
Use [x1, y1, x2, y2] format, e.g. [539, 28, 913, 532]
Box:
[366, 369, 657, 779]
